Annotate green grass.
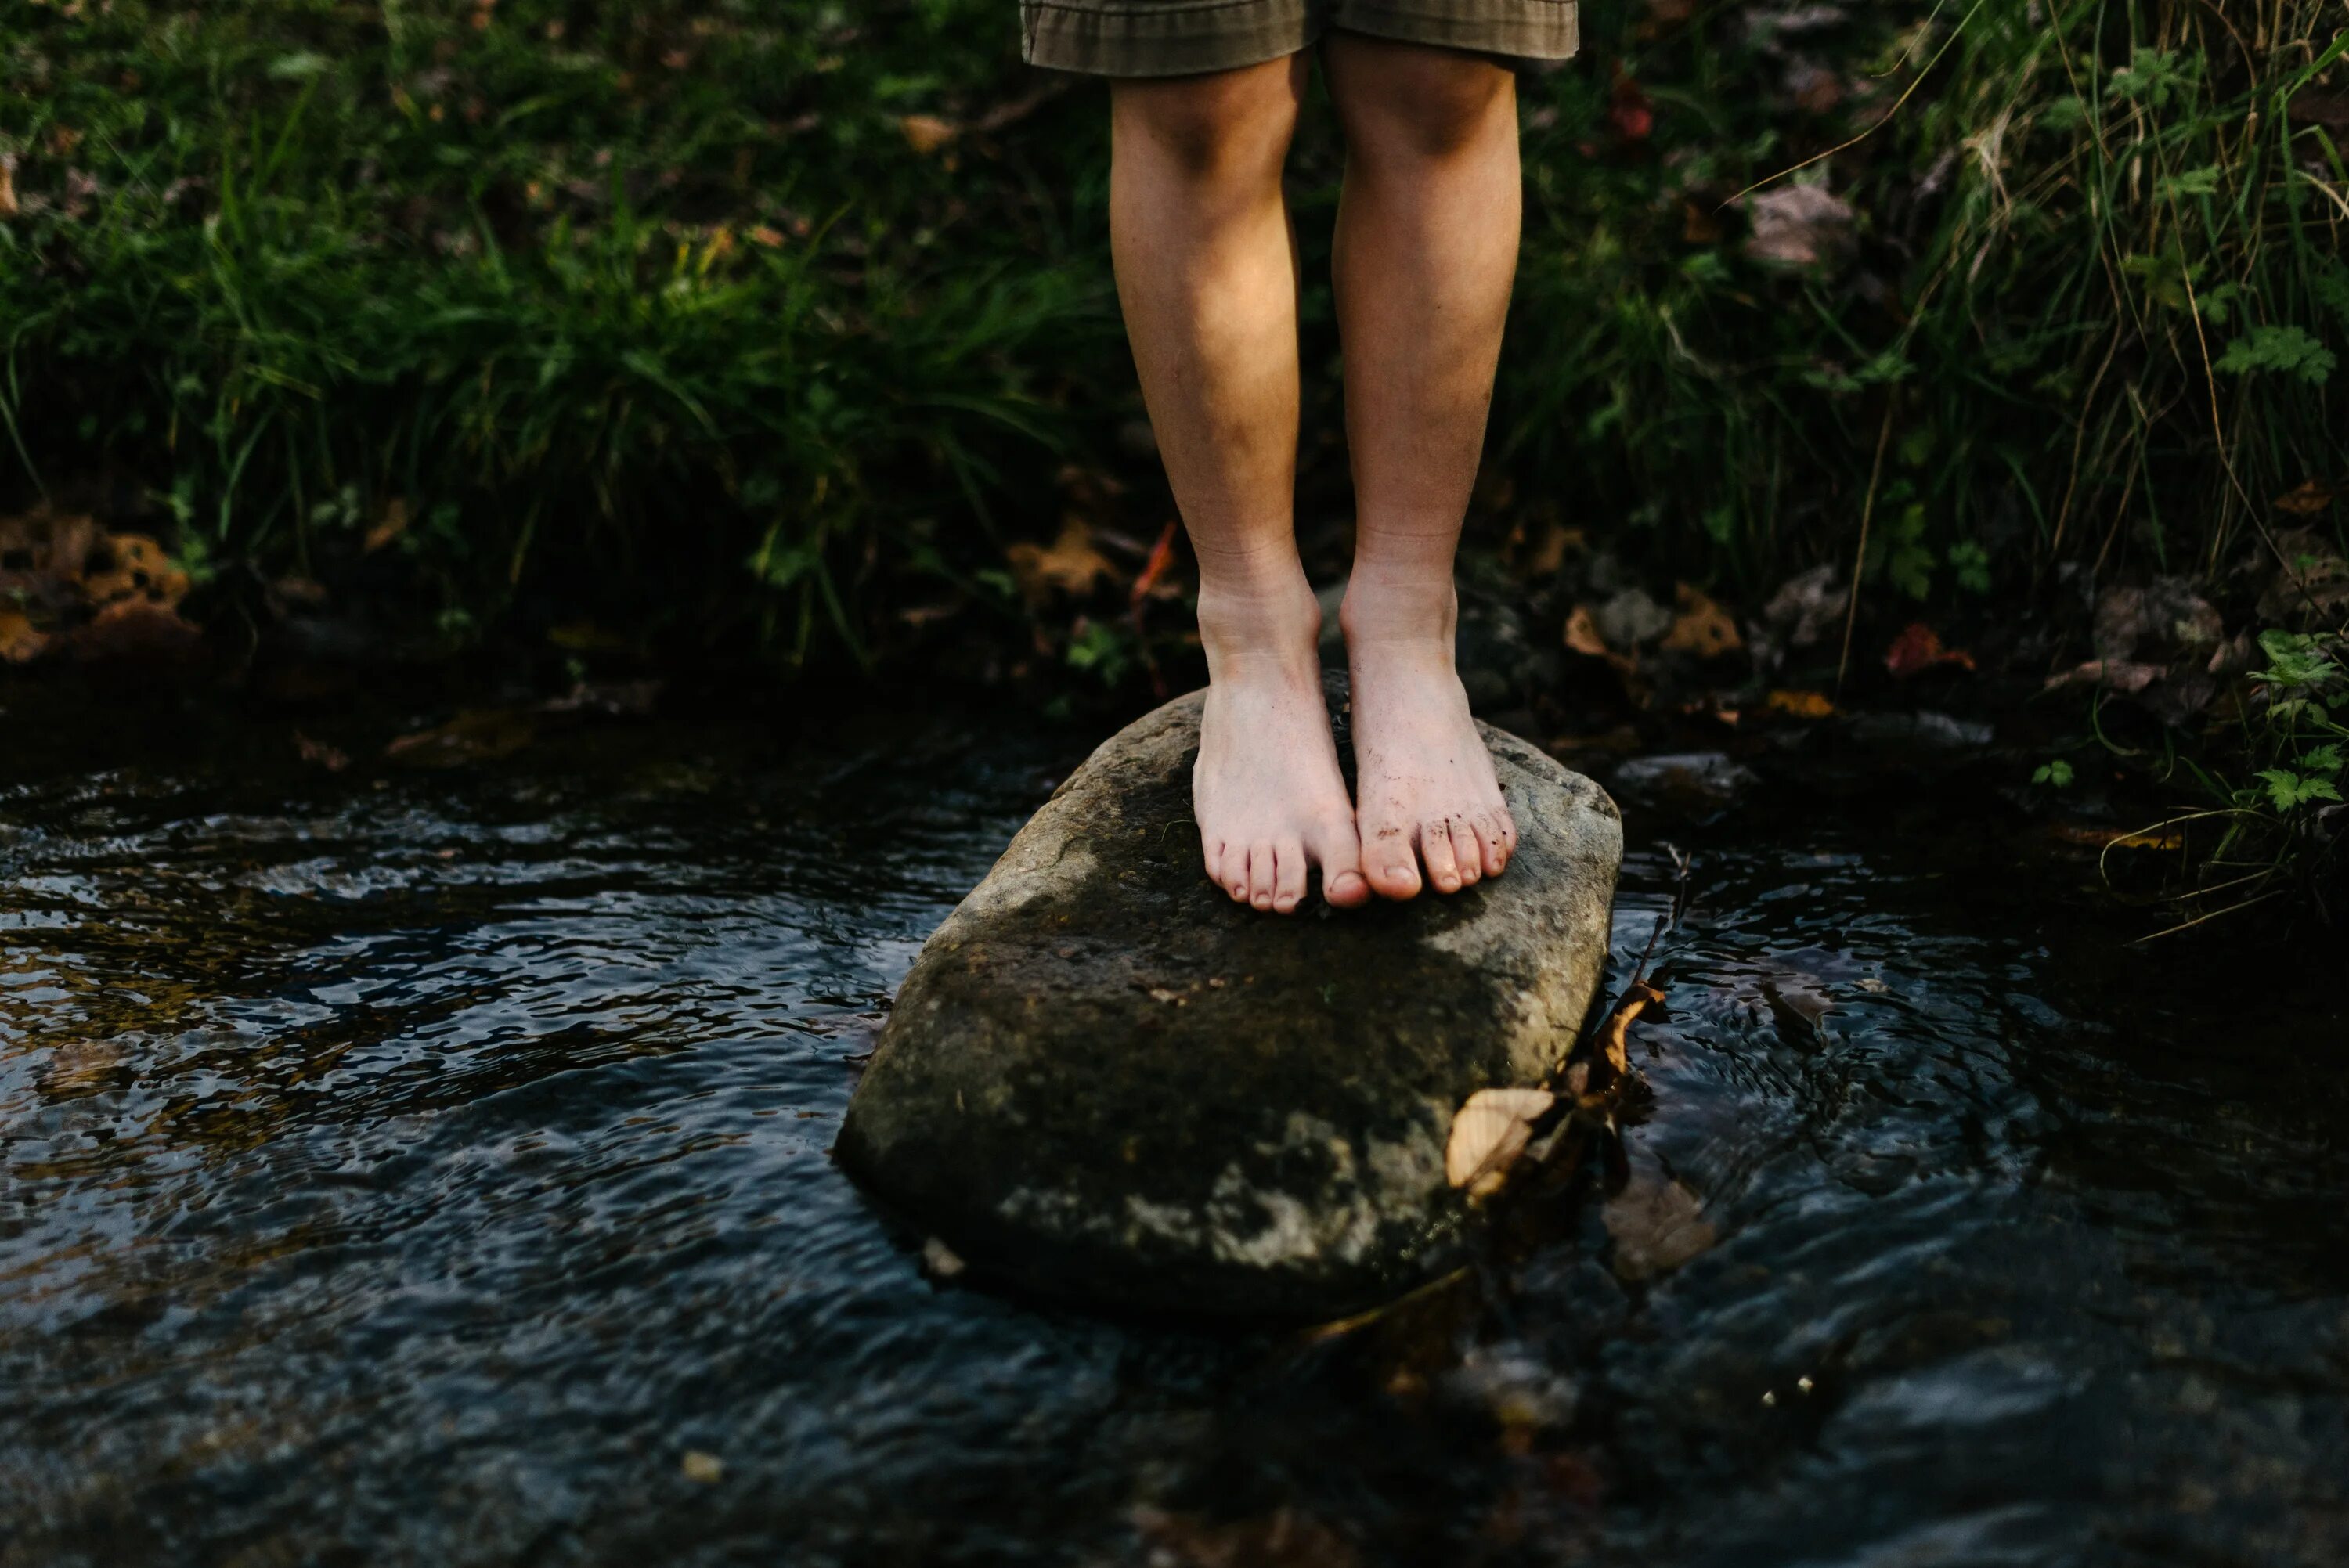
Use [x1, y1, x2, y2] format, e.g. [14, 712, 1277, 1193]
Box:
[2, 0, 2343, 676]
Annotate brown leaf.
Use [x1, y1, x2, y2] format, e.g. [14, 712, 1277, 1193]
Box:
[78, 533, 189, 611]
[1562, 604, 1611, 659]
[364, 498, 410, 553]
[0, 608, 48, 664]
[0, 155, 17, 220]
[1766, 688, 1835, 719]
[1445, 1087, 1557, 1195]
[1586, 977, 1665, 1098]
[62, 599, 202, 663]
[1604, 1168, 1716, 1281]
[1658, 582, 1743, 659]
[1005, 517, 1117, 604]
[1743, 185, 1856, 269]
[1883, 622, 1975, 679]
[899, 114, 958, 154]
[384, 708, 537, 767]
[2043, 658, 2162, 694]
[2272, 479, 2337, 517]
[294, 733, 352, 772]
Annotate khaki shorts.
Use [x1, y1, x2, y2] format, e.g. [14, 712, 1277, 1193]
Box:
[1021, 0, 1579, 77]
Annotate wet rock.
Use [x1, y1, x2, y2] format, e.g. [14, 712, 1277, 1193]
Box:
[1608, 751, 1759, 812]
[836, 675, 1622, 1319]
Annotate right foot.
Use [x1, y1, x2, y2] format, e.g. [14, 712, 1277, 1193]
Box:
[1193, 579, 1371, 913]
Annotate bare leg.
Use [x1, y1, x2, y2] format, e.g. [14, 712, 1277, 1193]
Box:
[1325, 34, 1521, 900]
[1111, 57, 1369, 912]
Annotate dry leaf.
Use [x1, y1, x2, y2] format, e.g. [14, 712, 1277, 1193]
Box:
[63, 598, 202, 662]
[680, 1450, 725, 1484]
[1766, 688, 1835, 719]
[365, 498, 410, 553]
[1659, 582, 1742, 659]
[2271, 480, 2337, 517]
[1562, 604, 1611, 659]
[1604, 1170, 1716, 1281]
[922, 1235, 966, 1278]
[1005, 516, 1117, 604]
[1743, 185, 1855, 269]
[0, 156, 17, 220]
[384, 708, 537, 767]
[1883, 622, 1975, 679]
[900, 114, 958, 154]
[294, 732, 351, 772]
[1445, 1087, 1556, 1194]
[78, 533, 188, 610]
[0, 608, 46, 664]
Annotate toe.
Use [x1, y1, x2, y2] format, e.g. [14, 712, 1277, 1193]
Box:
[1472, 812, 1510, 877]
[1312, 816, 1371, 909]
[1449, 818, 1482, 885]
[1420, 818, 1463, 894]
[1203, 835, 1225, 892]
[1272, 835, 1308, 914]
[1247, 842, 1279, 911]
[1362, 824, 1423, 900]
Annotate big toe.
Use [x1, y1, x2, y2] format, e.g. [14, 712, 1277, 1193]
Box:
[1310, 817, 1370, 910]
[1362, 827, 1423, 900]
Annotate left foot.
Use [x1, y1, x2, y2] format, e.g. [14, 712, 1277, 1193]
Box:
[1342, 578, 1517, 900]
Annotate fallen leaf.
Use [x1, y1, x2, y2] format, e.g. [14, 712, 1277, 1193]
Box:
[1445, 1087, 1556, 1194]
[922, 1236, 965, 1278]
[384, 708, 537, 767]
[2043, 658, 2162, 694]
[0, 608, 46, 663]
[1005, 516, 1117, 604]
[1743, 185, 1856, 270]
[1659, 582, 1742, 659]
[364, 498, 410, 553]
[1760, 563, 1843, 648]
[680, 1450, 725, 1484]
[1604, 1169, 1716, 1281]
[900, 114, 958, 154]
[294, 732, 351, 772]
[0, 156, 16, 220]
[2093, 579, 2222, 662]
[78, 533, 188, 610]
[1608, 70, 1654, 142]
[1883, 622, 1975, 679]
[2272, 480, 2336, 516]
[1562, 604, 1611, 659]
[2049, 823, 2185, 851]
[1586, 975, 1665, 1097]
[62, 599, 202, 662]
[1766, 688, 1835, 719]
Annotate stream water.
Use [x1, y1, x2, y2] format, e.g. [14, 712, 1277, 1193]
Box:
[4, 684, 2345, 1566]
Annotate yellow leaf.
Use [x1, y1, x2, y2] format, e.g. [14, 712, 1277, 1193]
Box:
[900, 114, 958, 154]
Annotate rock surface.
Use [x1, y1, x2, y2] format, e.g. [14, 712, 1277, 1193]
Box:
[836, 676, 1623, 1319]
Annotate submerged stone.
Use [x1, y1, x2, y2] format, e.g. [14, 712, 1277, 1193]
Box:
[835, 676, 1623, 1319]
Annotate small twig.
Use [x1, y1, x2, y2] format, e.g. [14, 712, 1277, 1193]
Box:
[1837, 399, 1898, 695]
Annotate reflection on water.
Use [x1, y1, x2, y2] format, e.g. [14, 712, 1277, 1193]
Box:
[3, 686, 2346, 1566]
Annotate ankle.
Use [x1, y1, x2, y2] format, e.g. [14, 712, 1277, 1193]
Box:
[1196, 572, 1322, 673]
[1339, 572, 1457, 652]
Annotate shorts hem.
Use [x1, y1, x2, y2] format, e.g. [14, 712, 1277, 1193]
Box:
[1328, 0, 1579, 61]
[1023, 0, 1320, 77]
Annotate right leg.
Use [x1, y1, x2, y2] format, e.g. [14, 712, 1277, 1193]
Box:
[1111, 58, 1369, 912]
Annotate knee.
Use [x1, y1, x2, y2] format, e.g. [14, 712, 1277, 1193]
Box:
[1344, 55, 1515, 161]
[1113, 60, 1303, 182]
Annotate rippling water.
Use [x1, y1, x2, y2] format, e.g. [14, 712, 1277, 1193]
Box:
[4, 686, 2345, 1566]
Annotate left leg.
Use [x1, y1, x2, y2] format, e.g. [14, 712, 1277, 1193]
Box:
[1325, 33, 1522, 899]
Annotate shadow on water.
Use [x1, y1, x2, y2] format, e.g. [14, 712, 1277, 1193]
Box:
[2, 682, 2345, 1566]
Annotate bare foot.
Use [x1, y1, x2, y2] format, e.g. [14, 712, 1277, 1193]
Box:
[1193, 579, 1371, 913]
[1342, 579, 1517, 900]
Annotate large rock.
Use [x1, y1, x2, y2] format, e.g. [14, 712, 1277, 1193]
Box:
[836, 676, 1622, 1318]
